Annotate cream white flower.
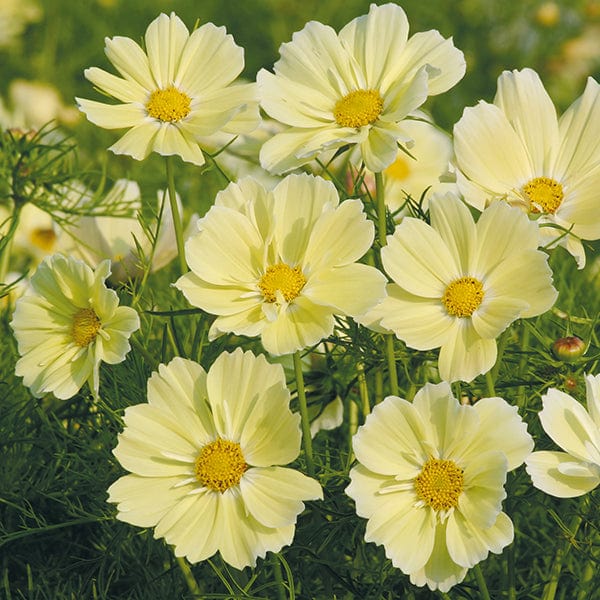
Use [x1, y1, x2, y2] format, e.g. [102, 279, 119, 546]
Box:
[0, 0, 41, 49]
[108, 349, 322, 569]
[346, 381, 533, 592]
[258, 2, 465, 174]
[63, 179, 190, 282]
[454, 68, 600, 268]
[10, 254, 140, 399]
[77, 12, 260, 166]
[175, 173, 387, 356]
[526, 374, 600, 497]
[365, 193, 557, 382]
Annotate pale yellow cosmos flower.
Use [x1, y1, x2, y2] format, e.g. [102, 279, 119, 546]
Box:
[77, 12, 260, 165]
[346, 381, 533, 592]
[108, 349, 322, 569]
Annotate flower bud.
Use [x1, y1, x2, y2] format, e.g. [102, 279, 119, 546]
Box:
[551, 336, 586, 362]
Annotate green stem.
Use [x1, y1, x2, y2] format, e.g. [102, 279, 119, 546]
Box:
[506, 543, 516, 600]
[165, 156, 187, 276]
[374, 368, 384, 405]
[271, 554, 288, 600]
[542, 513, 583, 600]
[176, 556, 201, 597]
[293, 351, 315, 477]
[357, 361, 370, 418]
[375, 171, 387, 247]
[472, 564, 492, 600]
[386, 334, 399, 396]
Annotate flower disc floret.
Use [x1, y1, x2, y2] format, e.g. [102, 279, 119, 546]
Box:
[522, 176, 564, 214]
[414, 458, 464, 511]
[72, 307, 101, 347]
[334, 89, 383, 128]
[258, 263, 306, 303]
[442, 276, 484, 318]
[195, 438, 248, 493]
[146, 86, 191, 123]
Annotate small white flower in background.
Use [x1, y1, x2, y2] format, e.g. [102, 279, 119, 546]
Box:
[345, 115, 457, 217]
[346, 381, 533, 592]
[363, 193, 557, 382]
[10, 254, 140, 399]
[454, 68, 600, 268]
[175, 173, 387, 356]
[108, 349, 322, 569]
[0, 0, 41, 49]
[0, 80, 80, 130]
[526, 374, 600, 497]
[77, 12, 260, 165]
[258, 2, 465, 174]
[62, 179, 191, 283]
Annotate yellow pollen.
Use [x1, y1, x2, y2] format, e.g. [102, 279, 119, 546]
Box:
[442, 276, 484, 318]
[146, 86, 191, 123]
[384, 155, 411, 181]
[29, 228, 57, 252]
[522, 177, 564, 214]
[195, 438, 248, 493]
[414, 457, 464, 512]
[72, 307, 101, 347]
[334, 89, 383, 128]
[258, 263, 306, 303]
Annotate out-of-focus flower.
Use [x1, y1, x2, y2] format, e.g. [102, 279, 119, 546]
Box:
[175, 173, 387, 355]
[0, 80, 80, 130]
[10, 254, 140, 399]
[346, 381, 533, 592]
[77, 12, 260, 166]
[62, 179, 188, 282]
[258, 2, 465, 174]
[363, 193, 557, 382]
[454, 68, 600, 268]
[0, 0, 41, 49]
[108, 349, 322, 569]
[526, 374, 600, 497]
[346, 116, 456, 217]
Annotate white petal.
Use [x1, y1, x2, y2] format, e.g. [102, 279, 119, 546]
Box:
[526, 451, 600, 498]
[76, 98, 146, 129]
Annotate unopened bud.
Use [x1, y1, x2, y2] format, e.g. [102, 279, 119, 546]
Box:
[552, 336, 586, 362]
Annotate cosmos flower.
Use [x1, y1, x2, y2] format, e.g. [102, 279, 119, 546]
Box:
[364, 193, 557, 382]
[526, 374, 600, 497]
[346, 381, 533, 592]
[175, 173, 386, 355]
[77, 12, 260, 165]
[108, 349, 323, 569]
[454, 68, 600, 268]
[258, 2, 465, 174]
[10, 253, 139, 399]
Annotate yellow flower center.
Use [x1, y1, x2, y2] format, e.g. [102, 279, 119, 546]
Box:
[522, 176, 564, 214]
[384, 154, 411, 181]
[29, 228, 57, 252]
[333, 89, 383, 128]
[72, 307, 101, 347]
[258, 263, 307, 303]
[146, 86, 191, 123]
[194, 438, 248, 493]
[414, 457, 464, 512]
[442, 276, 484, 318]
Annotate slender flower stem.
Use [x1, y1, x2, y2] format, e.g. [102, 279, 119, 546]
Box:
[374, 171, 399, 396]
[357, 361, 370, 418]
[165, 156, 187, 276]
[177, 556, 201, 596]
[375, 171, 387, 247]
[293, 351, 315, 477]
[271, 553, 288, 600]
[542, 513, 583, 600]
[472, 564, 492, 600]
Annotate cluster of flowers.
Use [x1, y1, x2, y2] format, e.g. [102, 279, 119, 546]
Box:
[5, 4, 600, 593]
